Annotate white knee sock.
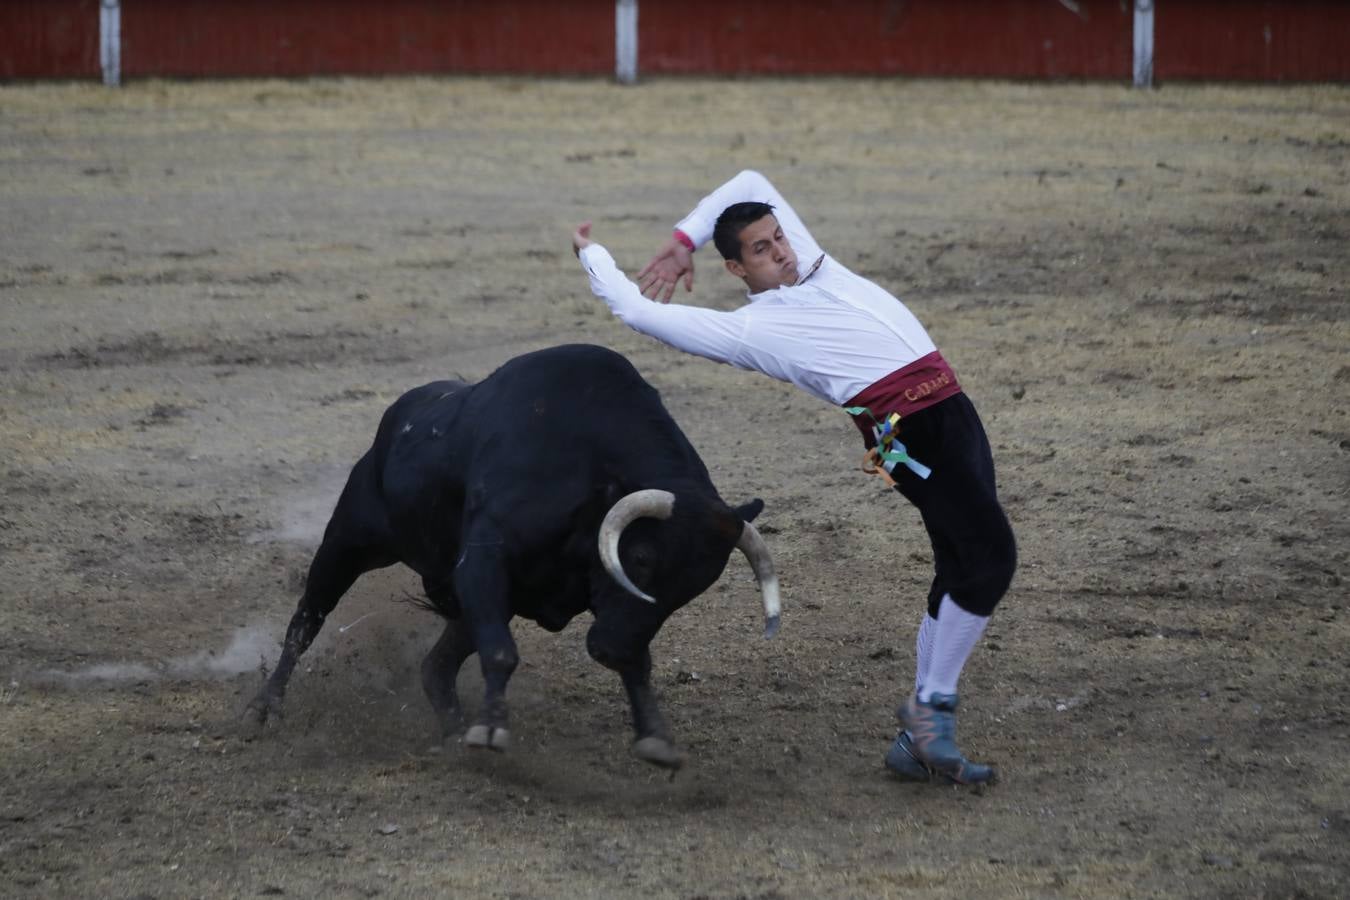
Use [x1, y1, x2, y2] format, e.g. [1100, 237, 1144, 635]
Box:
[918, 594, 989, 702]
[913, 613, 937, 697]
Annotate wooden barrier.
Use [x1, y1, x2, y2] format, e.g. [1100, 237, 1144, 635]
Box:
[118, 0, 612, 79]
[1158, 0, 1350, 81]
[640, 0, 1133, 79]
[2, 1, 1347, 84]
[0, 0, 98, 80]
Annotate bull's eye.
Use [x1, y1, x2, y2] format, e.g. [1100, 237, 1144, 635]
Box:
[629, 545, 656, 578]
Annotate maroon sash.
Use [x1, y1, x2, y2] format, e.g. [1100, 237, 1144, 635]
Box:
[845, 351, 962, 446]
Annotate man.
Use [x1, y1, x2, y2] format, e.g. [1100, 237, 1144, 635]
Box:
[571, 170, 1015, 785]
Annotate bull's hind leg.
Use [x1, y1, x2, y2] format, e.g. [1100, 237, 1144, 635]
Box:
[245, 535, 391, 727]
[421, 618, 474, 743]
[453, 537, 518, 751]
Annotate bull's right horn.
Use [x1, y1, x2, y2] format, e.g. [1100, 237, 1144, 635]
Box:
[736, 521, 782, 639]
[598, 489, 676, 604]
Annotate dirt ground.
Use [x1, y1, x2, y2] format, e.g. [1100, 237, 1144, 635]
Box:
[1, 76, 1347, 898]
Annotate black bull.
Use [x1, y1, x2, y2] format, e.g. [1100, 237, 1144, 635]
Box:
[246, 344, 780, 769]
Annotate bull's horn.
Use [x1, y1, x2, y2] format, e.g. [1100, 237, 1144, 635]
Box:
[736, 521, 782, 639]
[598, 489, 676, 604]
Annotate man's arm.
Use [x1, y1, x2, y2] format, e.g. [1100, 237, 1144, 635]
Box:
[574, 224, 746, 365]
[675, 170, 823, 262]
[637, 170, 826, 302]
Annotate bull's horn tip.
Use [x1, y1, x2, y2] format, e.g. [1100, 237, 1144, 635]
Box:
[762, 615, 781, 639]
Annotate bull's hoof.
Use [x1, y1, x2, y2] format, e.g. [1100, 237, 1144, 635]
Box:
[464, 724, 510, 751]
[240, 694, 281, 736]
[633, 736, 686, 770]
[432, 710, 466, 745]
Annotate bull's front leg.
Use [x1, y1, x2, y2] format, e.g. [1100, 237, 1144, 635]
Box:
[587, 629, 685, 770]
[453, 536, 518, 752]
[622, 652, 687, 771]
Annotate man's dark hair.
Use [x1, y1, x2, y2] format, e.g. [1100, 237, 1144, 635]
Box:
[712, 202, 776, 261]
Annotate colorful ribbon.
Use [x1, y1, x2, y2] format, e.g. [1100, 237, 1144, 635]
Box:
[843, 405, 932, 481]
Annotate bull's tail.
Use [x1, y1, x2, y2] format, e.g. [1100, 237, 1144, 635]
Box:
[399, 590, 458, 620]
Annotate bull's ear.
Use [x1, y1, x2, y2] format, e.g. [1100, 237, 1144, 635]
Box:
[598, 472, 637, 510]
[735, 498, 765, 523]
[602, 481, 626, 508]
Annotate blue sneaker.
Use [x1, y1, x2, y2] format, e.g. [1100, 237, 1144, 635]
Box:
[898, 692, 998, 785]
[884, 730, 932, 781]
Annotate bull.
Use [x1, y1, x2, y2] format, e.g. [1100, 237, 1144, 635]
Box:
[246, 343, 780, 769]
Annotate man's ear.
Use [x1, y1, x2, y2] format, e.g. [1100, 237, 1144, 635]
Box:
[725, 258, 747, 280]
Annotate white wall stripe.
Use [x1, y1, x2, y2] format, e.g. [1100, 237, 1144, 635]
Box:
[616, 0, 638, 85]
[100, 0, 121, 87]
[1133, 0, 1155, 88]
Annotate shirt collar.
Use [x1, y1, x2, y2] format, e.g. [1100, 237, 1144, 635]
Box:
[795, 253, 826, 285]
[746, 253, 827, 301]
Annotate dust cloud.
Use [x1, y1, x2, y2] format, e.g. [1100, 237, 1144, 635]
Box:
[27, 623, 282, 687]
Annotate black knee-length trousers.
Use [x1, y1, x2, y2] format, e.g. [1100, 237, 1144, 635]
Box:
[886, 393, 1017, 619]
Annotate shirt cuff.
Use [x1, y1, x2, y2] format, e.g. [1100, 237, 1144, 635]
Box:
[673, 229, 696, 252]
[578, 242, 606, 272]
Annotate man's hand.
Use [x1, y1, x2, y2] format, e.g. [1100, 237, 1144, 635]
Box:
[636, 235, 695, 303]
[572, 221, 593, 257]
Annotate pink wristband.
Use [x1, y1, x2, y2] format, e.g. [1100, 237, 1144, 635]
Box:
[673, 229, 695, 252]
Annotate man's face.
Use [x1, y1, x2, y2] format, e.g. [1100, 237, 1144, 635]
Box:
[726, 214, 797, 293]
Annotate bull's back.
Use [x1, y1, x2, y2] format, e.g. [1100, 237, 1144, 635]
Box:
[353, 346, 709, 571]
[369, 346, 649, 507]
[456, 344, 713, 521]
[371, 379, 474, 535]
[482, 344, 650, 408]
[470, 345, 670, 445]
[373, 379, 467, 433]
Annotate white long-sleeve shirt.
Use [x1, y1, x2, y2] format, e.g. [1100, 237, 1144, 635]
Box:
[578, 170, 938, 407]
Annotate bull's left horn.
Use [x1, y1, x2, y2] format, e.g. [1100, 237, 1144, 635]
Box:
[736, 521, 782, 639]
[598, 489, 676, 604]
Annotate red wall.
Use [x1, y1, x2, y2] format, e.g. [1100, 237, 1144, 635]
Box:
[641, 0, 1133, 79]
[0, 0, 98, 80]
[1158, 1, 1350, 81]
[120, 0, 613, 78]
[2, 1, 1348, 82]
